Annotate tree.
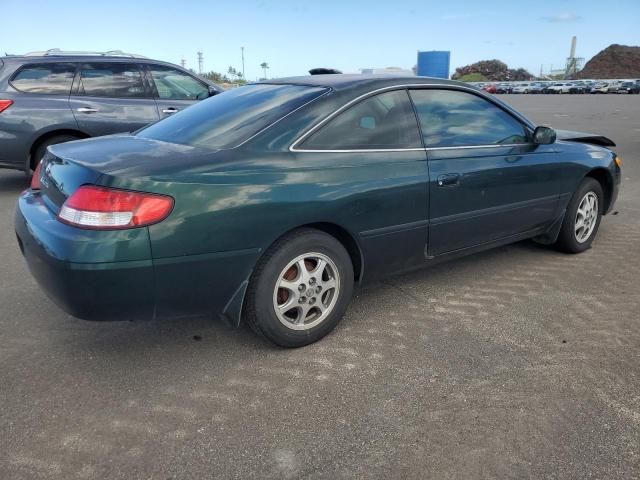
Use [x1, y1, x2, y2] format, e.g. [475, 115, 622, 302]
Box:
[260, 62, 269, 79]
[457, 72, 488, 82]
[452, 59, 533, 82]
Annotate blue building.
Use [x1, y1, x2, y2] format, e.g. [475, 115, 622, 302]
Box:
[417, 51, 451, 79]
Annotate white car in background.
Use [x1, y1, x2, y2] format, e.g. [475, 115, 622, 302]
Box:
[591, 82, 615, 94]
[511, 83, 532, 93]
[546, 83, 572, 94]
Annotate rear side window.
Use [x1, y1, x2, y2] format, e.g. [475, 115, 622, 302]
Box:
[409, 89, 528, 148]
[10, 63, 76, 94]
[148, 65, 209, 100]
[77, 63, 146, 98]
[300, 90, 422, 150]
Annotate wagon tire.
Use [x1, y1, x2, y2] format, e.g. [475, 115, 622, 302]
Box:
[31, 134, 83, 172]
[245, 228, 354, 347]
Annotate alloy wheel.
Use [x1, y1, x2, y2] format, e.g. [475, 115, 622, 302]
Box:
[574, 191, 599, 243]
[273, 252, 340, 330]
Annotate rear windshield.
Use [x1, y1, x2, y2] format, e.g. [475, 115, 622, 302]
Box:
[137, 84, 327, 150]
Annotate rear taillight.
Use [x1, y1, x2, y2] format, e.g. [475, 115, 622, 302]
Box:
[31, 161, 42, 190]
[58, 185, 174, 230]
[0, 99, 13, 113]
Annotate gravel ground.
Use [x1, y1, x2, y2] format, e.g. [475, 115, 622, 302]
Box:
[0, 94, 638, 479]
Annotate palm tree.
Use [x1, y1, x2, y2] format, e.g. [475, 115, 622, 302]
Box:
[260, 62, 269, 79]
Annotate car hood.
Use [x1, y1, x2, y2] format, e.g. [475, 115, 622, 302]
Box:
[554, 129, 616, 147]
[48, 134, 220, 176]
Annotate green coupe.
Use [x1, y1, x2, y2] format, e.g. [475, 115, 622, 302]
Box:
[15, 75, 621, 347]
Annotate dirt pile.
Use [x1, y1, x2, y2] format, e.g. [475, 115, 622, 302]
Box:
[577, 44, 640, 79]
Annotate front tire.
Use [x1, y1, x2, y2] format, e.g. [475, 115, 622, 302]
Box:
[555, 178, 604, 253]
[245, 229, 354, 347]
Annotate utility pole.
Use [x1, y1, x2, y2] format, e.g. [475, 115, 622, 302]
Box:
[180, 57, 186, 68]
[241, 47, 245, 80]
[197, 51, 203, 74]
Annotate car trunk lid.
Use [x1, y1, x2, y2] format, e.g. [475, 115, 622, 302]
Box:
[38, 152, 103, 213]
[38, 135, 217, 212]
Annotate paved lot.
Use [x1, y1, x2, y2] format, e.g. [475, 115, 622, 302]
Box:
[1, 95, 639, 479]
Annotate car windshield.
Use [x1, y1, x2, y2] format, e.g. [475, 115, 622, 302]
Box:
[137, 83, 327, 150]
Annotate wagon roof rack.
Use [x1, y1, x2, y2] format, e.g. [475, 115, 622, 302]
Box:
[23, 49, 147, 59]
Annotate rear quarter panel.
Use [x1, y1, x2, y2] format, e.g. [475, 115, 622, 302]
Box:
[102, 148, 428, 317]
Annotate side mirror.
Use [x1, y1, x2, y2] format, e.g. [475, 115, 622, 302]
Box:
[208, 85, 220, 97]
[533, 126, 556, 145]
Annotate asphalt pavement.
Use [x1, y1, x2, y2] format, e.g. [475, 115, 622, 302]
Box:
[1, 94, 639, 479]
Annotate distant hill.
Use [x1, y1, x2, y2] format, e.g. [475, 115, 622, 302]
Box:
[576, 44, 640, 79]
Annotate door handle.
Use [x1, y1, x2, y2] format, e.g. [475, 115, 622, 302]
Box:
[437, 173, 460, 187]
[76, 107, 98, 114]
[162, 107, 179, 114]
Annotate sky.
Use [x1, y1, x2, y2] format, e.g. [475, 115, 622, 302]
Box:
[2, 0, 638, 80]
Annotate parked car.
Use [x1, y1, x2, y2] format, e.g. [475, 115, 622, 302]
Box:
[0, 49, 222, 174]
[590, 82, 615, 94]
[568, 82, 589, 94]
[15, 75, 621, 347]
[482, 83, 497, 94]
[528, 83, 546, 94]
[494, 83, 513, 94]
[511, 83, 532, 94]
[546, 83, 572, 94]
[617, 81, 640, 94]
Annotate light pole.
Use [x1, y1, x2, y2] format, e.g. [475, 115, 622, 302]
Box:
[241, 47, 245, 81]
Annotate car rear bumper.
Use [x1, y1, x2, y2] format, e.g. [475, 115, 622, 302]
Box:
[15, 190, 261, 325]
[15, 191, 155, 321]
[606, 163, 622, 215]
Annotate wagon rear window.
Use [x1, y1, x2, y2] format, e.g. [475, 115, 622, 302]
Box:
[137, 84, 327, 150]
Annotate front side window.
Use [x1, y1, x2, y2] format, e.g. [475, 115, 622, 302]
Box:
[148, 65, 209, 100]
[409, 89, 528, 148]
[300, 90, 422, 150]
[77, 63, 146, 98]
[10, 63, 76, 94]
[137, 84, 327, 150]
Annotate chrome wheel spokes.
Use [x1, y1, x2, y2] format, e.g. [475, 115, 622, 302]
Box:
[575, 191, 598, 243]
[273, 252, 340, 330]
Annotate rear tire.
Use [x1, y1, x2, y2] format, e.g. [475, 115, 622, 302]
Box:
[555, 178, 604, 254]
[245, 228, 354, 347]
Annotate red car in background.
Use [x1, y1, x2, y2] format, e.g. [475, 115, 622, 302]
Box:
[482, 83, 497, 94]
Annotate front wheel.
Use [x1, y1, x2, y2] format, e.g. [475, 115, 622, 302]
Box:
[555, 178, 604, 253]
[245, 229, 354, 347]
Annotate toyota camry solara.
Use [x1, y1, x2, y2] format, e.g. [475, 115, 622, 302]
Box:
[15, 75, 621, 347]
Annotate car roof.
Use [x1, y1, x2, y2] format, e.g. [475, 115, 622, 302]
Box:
[259, 74, 467, 92]
[0, 55, 182, 69]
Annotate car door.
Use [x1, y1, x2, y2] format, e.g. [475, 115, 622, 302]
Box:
[68, 62, 160, 136]
[145, 64, 211, 119]
[293, 88, 429, 279]
[409, 88, 564, 257]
